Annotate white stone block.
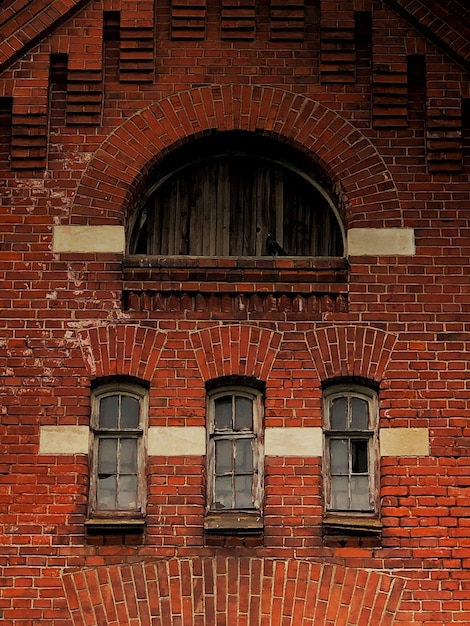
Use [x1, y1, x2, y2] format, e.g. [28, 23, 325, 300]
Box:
[39, 425, 89, 455]
[53, 225, 125, 253]
[265, 427, 323, 457]
[380, 428, 429, 457]
[148, 426, 206, 456]
[348, 228, 415, 256]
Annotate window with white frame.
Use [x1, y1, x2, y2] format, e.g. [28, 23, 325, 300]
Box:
[207, 386, 263, 514]
[89, 382, 147, 518]
[323, 385, 378, 514]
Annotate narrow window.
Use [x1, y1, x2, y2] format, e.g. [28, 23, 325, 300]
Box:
[207, 387, 263, 514]
[324, 386, 378, 514]
[90, 383, 147, 518]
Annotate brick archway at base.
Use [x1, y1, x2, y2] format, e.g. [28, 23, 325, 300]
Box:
[62, 557, 407, 625]
[69, 85, 402, 229]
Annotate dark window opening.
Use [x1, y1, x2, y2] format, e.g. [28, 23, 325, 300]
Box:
[355, 11, 372, 84]
[128, 132, 344, 258]
[49, 54, 68, 128]
[104, 11, 120, 80]
[0, 97, 12, 164]
[463, 99, 470, 165]
[407, 55, 426, 129]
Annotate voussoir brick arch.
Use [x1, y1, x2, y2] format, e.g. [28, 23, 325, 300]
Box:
[77, 324, 166, 380]
[69, 85, 403, 230]
[306, 325, 398, 382]
[62, 557, 407, 625]
[190, 324, 282, 382]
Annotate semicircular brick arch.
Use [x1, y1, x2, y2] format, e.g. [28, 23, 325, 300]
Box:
[69, 85, 402, 230]
[306, 325, 397, 382]
[190, 324, 282, 382]
[77, 324, 166, 380]
[62, 557, 407, 625]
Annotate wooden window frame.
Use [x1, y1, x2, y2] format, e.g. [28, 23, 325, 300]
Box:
[323, 385, 379, 521]
[205, 385, 264, 533]
[87, 382, 148, 524]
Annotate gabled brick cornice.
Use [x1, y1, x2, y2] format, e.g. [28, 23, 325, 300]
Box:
[383, 0, 470, 72]
[0, 0, 89, 74]
[1, 0, 469, 77]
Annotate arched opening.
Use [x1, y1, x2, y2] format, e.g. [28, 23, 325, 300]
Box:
[128, 132, 345, 257]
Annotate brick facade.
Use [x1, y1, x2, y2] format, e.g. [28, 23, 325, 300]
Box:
[1, 1, 470, 624]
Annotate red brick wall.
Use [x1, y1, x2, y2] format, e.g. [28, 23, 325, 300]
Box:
[1, 1, 470, 624]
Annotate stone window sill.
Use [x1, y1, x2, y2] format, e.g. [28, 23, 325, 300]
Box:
[85, 517, 146, 534]
[323, 514, 382, 536]
[204, 511, 263, 534]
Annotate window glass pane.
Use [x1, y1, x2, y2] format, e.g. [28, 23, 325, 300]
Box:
[330, 476, 349, 510]
[350, 475, 371, 510]
[120, 438, 138, 473]
[214, 476, 233, 509]
[97, 475, 117, 509]
[100, 395, 119, 428]
[118, 475, 138, 510]
[235, 438, 253, 473]
[350, 397, 369, 430]
[330, 397, 347, 430]
[351, 439, 368, 473]
[215, 439, 232, 474]
[234, 396, 253, 430]
[214, 396, 232, 430]
[98, 438, 118, 475]
[235, 475, 254, 508]
[121, 396, 139, 428]
[329, 439, 348, 475]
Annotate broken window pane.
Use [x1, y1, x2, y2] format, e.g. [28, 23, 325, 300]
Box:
[351, 439, 368, 473]
[214, 476, 232, 509]
[97, 475, 117, 509]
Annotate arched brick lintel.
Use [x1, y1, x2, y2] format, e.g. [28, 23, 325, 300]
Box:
[69, 85, 402, 229]
[62, 557, 407, 625]
[306, 325, 398, 383]
[190, 324, 282, 383]
[77, 324, 166, 381]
